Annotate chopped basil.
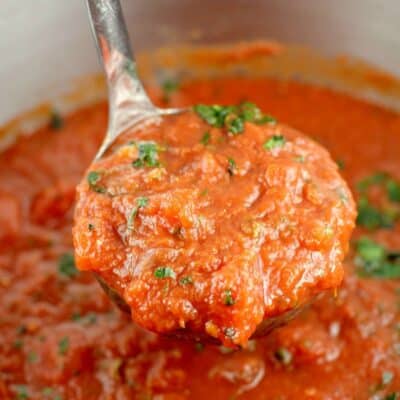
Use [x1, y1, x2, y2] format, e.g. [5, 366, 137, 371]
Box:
[224, 289, 235, 306]
[354, 237, 400, 279]
[382, 371, 394, 386]
[336, 159, 345, 170]
[49, 110, 63, 130]
[274, 347, 293, 365]
[27, 351, 38, 363]
[356, 172, 400, 229]
[58, 336, 69, 355]
[58, 253, 78, 278]
[194, 342, 204, 352]
[154, 266, 176, 279]
[161, 78, 179, 103]
[387, 179, 400, 202]
[14, 385, 29, 400]
[227, 157, 236, 176]
[200, 131, 211, 145]
[127, 197, 149, 228]
[356, 196, 395, 230]
[14, 338, 24, 349]
[179, 276, 193, 285]
[193, 102, 277, 135]
[263, 135, 286, 151]
[132, 142, 161, 168]
[87, 171, 106, 193]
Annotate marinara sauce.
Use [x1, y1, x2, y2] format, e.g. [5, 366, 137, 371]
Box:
[1, 75, 400, 399]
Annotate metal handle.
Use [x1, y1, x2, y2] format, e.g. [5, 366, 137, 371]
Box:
[86, 0, 157, 158]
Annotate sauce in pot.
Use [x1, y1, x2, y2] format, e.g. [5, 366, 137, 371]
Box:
[1, 74, 400, 399]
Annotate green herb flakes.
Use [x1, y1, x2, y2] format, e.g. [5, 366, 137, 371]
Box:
[154, 266, 176, 279]
[58, 336, 69, 356]
[27, 351, 38, 363]
[387, 179, 400, 202]
[224, 289, 235, 306]
[193, 102, 276, 135]
[263, 135, 286, 151]
[385, 393, 399, 400]
[200, 131, 211, 145]
[87, 171, 106, 193]
[14, 385, 29, 400]
[58, 253, 78, 278]
[161, 78, 180, 103]
[132, 142, 161, 168]
[274, 347, 293, 365]
[49, 110, 63, 130]
[179, 276, 193, 285]
[354, 237, 400, 279]
[128, 197, 149, 228]
[227, 158, 236, 176]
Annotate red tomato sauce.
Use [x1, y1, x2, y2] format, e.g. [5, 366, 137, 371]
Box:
[73, 106, 355, 347]
[1, 75, 400, 399]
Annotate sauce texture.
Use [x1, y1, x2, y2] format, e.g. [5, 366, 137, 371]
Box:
[73, 106, 355, 346]
[1, 76, 400, 399]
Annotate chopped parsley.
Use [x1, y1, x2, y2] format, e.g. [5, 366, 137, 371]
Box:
[354, 237, 400, 279]
[193, 102, 276, 135]
[58, 336, 69, 355]
[179, 276, 193, 285]
[14, 385, 29, 400]
[200, 131, 211, 145]
[336, 159, 345, 170]
[274, 347, 293, 365]
[161, 78, 179, 103]
[224, 289, 235, 306]
[58, 253, 78, 278]
[27, 351, 38, 363]
[132, 142, 161, 168]
[49, 110, 63, 130]
[385, 393, 399, 400]
[387, 179, 400, 202]
[127, 197, 149, 228]
[13, 338, 24, 349]
[356, 172, 400, 229]
[227, 158, 236, 176]
[42, 387, 53, 396]
[87, 171, 106, 193]
[154, 266, 176, 279]
[263, 135, 286, 151]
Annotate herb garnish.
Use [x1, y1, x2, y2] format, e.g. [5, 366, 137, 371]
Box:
[27, 351, 38, 363]
[161, 78, 179, 103]
[179, 276, 193, 285]
[154, 266, 176, 279]
[354, 237, 400, 279]
[58, 336, 69, 355]
[356, 172, 400, 229]
[224, 289, 235, 306]
[274, 347, 293, 366]
[193, 102, 276, 135]
[14, 385, 29, 400]
[263, 135, 286, 151]
[385, 393, 399, 400]
[200, 131, 211, 145]
[58, 253, 78, 278]
[227, 158, 236, 176]
[50, 110, 63, 130]
[132, 142, 161, 168]
[127, 197, 149, 228]
[87, 171, 106, 193]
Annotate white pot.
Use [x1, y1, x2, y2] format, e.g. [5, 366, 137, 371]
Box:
[1, 0, 399, 125]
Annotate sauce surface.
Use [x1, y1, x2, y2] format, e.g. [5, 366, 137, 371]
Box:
[73, 106, 355, 347]
[1, 75, 400, 399]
